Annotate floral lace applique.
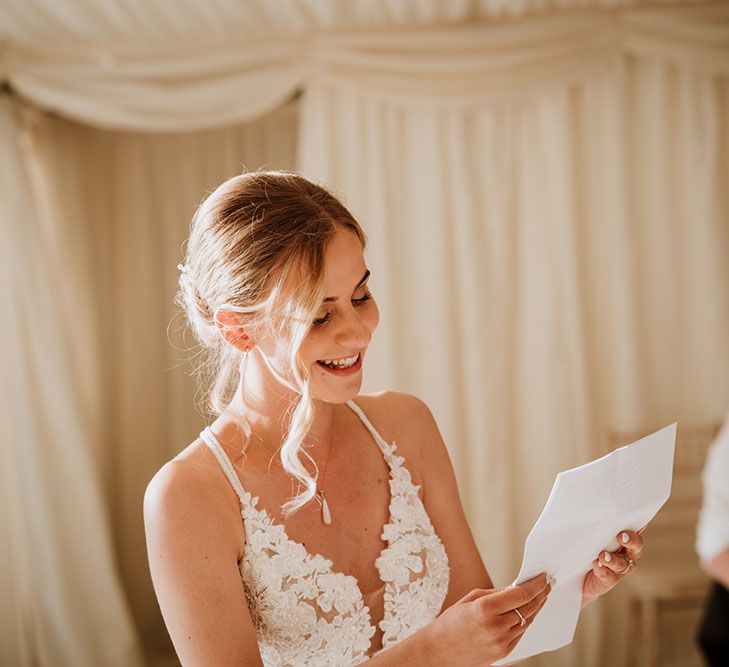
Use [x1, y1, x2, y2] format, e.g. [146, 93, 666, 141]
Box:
[374, 440, 450, 650]
[239, 492, 375, 666]
[201, 401, 450, 667]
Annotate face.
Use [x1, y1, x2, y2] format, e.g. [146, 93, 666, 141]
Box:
[294, 226, 379, 403]
[247, 228, 379, 403]
[216, 226, 378, 404]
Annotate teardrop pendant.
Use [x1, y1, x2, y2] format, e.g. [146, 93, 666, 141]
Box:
[320, 493, 332, 525]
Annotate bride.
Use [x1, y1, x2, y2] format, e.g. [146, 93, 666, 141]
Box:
[144, 170, 643, 666]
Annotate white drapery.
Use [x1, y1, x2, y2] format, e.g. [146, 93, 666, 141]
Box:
[300, 54, 729, 664]
[12, 102, 299, 664]
[0, 99, 143, 667]
[3, 3, 728, 130]
[2, 1, 728, 665]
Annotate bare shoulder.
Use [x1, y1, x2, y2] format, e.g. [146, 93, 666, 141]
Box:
[143, 440, 245, 557]
[354, 391, 447, 481]
[145, 442, 222, 517]
[357, 392, 492, 599]
[144, 441, 262, 665]
[355, 389, 432, 422]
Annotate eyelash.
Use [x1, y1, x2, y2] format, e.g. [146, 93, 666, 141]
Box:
[312, 290, 372, 328]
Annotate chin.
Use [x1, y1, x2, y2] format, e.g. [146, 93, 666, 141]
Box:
[308, 355, 365, 404]
[310, 383, 363, 405]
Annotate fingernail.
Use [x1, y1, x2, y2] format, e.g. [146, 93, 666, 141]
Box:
[548, 575, 557, 588]
[604, 552, 612, 562]
[621, 532, 630, 544]
[598, 561, 603, 568]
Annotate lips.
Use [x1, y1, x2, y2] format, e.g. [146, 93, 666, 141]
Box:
[316, 352, 362, 375]
[317, 352, 359, 367]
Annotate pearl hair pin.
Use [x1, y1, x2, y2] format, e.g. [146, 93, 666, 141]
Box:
[177, 263, 192, 290]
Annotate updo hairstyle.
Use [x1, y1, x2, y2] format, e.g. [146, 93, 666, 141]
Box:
[175, 170, 367, 516]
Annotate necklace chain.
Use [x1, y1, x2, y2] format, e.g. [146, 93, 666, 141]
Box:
[316, 410, 335, 525]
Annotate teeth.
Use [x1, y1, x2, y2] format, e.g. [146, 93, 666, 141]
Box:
[320, 354, 358, 369]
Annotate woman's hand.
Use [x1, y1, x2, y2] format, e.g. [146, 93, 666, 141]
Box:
[423, 574, 552, 667]
[582, 529, 645, 606]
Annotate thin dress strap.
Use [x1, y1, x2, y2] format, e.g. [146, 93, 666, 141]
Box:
[199, 426, 251, 508]
[345, 399, 398, 466]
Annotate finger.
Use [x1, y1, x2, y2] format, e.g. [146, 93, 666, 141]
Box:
[503, 584, 551, 626]
[506, 596, 547, 641]
[459, 590, 482, 604]
[616, 530, 644, 560]
[491, 574, 549, 613]
[506, 629, 524, 653]
[522, 584, 551, 618]
[458, 586, 507, 605]
[599, 550, 634, 575]
[594, 557, 621, 586]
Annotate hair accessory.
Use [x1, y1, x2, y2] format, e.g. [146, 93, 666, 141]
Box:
[177, 263, 192, 291]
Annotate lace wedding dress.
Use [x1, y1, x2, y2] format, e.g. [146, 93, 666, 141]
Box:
[200, 399, 450, 666]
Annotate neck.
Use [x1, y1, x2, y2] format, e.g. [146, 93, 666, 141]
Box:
[216, 347, 338, 459]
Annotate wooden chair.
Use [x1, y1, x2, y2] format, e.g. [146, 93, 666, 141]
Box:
[606, 423, 721, 667]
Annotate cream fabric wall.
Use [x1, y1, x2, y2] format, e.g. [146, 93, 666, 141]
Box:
[0, 98, 143, 667]
[18, 101, 299, 660]
[2, 1, 729, 665]
[299, 54, 729, 665]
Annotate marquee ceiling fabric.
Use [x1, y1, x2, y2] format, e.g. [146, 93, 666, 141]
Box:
[0, 0, 700, 45]
[1, 0, 724, 132]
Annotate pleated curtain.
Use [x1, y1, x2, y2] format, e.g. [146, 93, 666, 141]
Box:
[1, 1, 728, 665]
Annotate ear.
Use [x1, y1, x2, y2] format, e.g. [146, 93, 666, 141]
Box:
[214, 309, 254, 352]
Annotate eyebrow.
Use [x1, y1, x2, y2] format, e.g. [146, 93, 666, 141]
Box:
[322, 269, 370, 303]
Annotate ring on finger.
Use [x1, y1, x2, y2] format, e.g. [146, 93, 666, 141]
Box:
[513, 608, 526, 627]
[614, 558, 634, 574]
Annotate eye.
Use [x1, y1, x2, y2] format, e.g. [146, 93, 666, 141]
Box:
[311, 289, 373, 328]
[353, 289, 372, 306]
[312, 312, 332, 327]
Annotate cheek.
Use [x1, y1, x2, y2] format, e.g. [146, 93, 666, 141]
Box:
[301, 333, 327, 366]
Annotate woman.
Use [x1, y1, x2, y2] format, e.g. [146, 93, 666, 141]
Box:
[144, 171, 643, 666]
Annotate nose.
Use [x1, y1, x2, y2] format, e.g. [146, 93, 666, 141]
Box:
[334, 306, 372, 350]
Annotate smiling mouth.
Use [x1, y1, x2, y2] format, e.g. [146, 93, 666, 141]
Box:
[316, 352, 362, 373]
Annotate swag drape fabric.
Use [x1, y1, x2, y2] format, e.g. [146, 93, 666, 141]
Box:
[2, 1, 728, 666]
[3, 3, 728, 130]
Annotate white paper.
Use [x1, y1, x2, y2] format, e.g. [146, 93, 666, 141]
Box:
[493, 423, 676, 665]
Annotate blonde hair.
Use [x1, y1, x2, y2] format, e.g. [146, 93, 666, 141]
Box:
[176, 170, 367, 516]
